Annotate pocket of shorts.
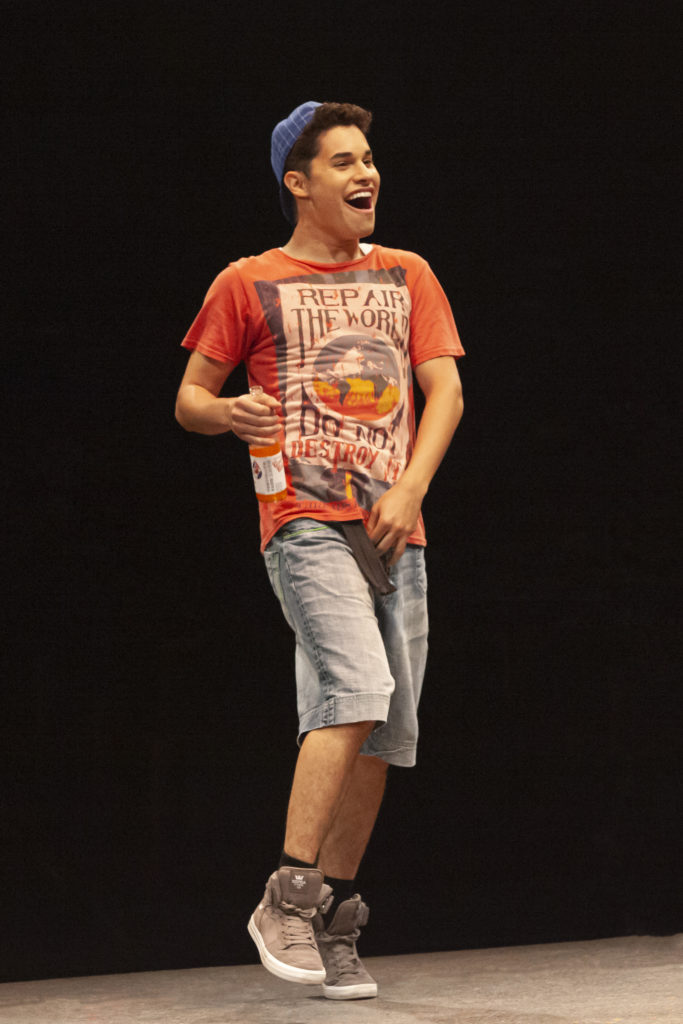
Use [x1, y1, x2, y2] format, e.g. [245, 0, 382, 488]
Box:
[263, 549, 283, 603]
[414, 550, 428, 595]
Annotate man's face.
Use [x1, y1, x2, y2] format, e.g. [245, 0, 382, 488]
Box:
[298, 124, 380, 241]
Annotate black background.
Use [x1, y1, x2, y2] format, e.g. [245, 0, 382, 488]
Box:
[4, 0, 680, 983]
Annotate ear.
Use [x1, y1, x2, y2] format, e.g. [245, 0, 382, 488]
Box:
[283, 169, 310, 201]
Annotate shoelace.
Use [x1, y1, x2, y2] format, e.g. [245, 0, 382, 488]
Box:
[280, 903, 318, 950]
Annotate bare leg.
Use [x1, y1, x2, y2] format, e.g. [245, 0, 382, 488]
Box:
[317, 754, 388, 880]
[283, 721, 375, 865]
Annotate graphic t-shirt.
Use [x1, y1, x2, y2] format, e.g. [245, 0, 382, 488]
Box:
[181, 244, 464, 551]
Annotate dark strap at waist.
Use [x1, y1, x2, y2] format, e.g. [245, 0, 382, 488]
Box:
[340, 521, 396, 596]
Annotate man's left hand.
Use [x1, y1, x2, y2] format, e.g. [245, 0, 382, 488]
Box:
[367, 479, 424, 565]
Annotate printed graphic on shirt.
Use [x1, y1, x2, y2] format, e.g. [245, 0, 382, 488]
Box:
[254, 267, 413, 513]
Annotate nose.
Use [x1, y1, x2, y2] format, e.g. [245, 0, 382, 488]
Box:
[353, 159, 377, 182]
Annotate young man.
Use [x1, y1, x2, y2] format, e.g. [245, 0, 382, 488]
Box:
[176, 101, 464, 1000]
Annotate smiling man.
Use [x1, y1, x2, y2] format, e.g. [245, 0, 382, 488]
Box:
[176, 102, 464, 1000]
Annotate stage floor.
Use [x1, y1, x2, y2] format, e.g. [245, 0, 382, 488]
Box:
[0, 933, 681, 1023]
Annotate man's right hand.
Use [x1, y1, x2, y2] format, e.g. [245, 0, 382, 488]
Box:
[176, 350, 282, 440]
[228, 391, 282, 446]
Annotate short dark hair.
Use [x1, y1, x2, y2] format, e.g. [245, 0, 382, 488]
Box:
[282, 102, 373, 224]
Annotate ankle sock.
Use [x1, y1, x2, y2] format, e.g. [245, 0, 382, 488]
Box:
[278, 850, 317, 870]
[324, 875, 356, 906]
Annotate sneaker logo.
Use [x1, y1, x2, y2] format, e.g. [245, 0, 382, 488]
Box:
[291, 873, 307, 890]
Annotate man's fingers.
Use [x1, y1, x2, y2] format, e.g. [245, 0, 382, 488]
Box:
[252, 400, 281, 416]
[373, 528, 393, 553]
[388, 538, 407, 565]
[233, 392, 281, 438]
[249, 393, 281, 414]
[230, 393, 281, 445]
[243, 399, 279, 420]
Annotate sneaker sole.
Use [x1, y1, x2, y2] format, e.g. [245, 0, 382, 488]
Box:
[247, 915, 326, 985]
[322, 981, 378, 1000]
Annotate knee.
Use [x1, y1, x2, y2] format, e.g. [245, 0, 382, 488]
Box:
[349, 719, 376, 743]
[326, 719, 377, 744]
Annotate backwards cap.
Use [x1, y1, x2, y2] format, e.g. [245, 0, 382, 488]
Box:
[271, 101, 322, 223]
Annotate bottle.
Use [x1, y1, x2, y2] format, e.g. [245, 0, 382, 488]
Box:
[248, 385, 288, 503]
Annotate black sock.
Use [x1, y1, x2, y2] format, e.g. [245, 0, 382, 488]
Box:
[324, 875, 356, 907]
[279, 850, 317, 870]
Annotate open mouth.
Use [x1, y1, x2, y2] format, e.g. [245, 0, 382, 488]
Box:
[345, 191, 373, 211]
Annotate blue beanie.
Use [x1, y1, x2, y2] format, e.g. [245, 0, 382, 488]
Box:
[271, 101, 322, 223]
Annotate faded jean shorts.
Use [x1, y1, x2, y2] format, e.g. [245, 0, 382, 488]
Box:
[263, 518, 428, 767]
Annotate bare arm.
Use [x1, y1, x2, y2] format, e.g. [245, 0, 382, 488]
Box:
[367, 355, 463, 563]
[175, 350, 280, 444]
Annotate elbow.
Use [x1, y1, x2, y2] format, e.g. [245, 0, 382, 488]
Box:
[453, 382, 464, 422]
[175, 394, 191, 431]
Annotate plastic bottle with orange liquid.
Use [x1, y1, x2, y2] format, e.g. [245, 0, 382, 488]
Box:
[248, 386, 288, 503]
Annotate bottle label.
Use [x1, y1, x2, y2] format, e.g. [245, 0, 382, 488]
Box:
[251, 450, 287, 497]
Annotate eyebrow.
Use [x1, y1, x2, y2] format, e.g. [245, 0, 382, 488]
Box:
[330, 149, 373, 160]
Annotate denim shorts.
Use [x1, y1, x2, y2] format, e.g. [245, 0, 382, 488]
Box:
[263, 518, 428, 767]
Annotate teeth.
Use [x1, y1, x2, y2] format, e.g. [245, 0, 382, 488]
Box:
[347, 191, 371, 200]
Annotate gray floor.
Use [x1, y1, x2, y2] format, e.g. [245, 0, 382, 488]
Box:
[0, 934, 681, 1024]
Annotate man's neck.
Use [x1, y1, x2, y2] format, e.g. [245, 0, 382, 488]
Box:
[281, 225, 366, 265]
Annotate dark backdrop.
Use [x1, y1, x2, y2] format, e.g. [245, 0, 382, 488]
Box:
[4, 1, 679, 982]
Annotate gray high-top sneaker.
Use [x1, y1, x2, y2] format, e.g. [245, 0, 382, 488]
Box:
[248, 867, 332, 984]
[315, 894, 378, 999]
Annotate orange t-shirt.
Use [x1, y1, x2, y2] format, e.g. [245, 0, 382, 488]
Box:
[181, 244, 464, 551]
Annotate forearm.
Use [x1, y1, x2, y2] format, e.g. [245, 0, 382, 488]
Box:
[175, 384, 236, 435]
[400, 374, 463, 497]
[367, 360, 463, 559]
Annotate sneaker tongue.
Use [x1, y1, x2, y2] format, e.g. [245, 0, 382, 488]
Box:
[327, 897, 362, 935]
[277, 866, 323, 910]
